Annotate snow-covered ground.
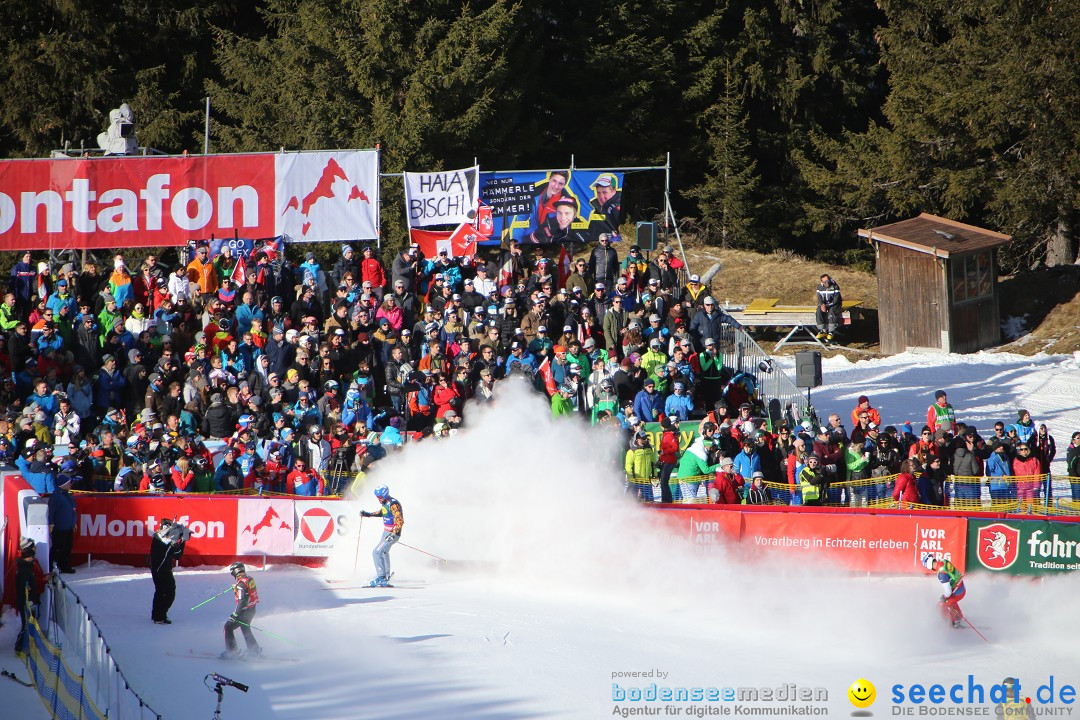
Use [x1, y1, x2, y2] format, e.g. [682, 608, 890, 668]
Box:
[3, 351, 1079, 719]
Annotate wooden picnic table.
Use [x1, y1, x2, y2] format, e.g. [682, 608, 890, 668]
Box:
[726, 298, 862, 350]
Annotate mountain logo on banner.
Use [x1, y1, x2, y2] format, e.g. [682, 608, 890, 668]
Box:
[281, 158, 370, 237]
[240, 504, 293, 547]
[299, 507, 335, 544]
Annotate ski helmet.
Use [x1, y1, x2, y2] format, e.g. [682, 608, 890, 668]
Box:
[921, 553, 938, 571]
[229, 561, 246, 577]
[374, 485, 390, 500]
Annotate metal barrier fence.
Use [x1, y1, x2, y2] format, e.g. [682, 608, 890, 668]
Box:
[627, 473, 1080, 516]
[716, 323, 810, 428]
[23, 574, 161, 720]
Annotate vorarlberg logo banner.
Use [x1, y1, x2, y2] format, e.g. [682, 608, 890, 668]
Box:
[967, 519, 1080, 575]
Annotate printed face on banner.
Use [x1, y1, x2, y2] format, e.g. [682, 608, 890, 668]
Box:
[479, 169, 623, 245]
[275, 151, 378, 243]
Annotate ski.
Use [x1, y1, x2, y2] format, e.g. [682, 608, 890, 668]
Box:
[166, 650, 299, 663]
[1, 669, 34, 687]
[322, 584, 424, 590]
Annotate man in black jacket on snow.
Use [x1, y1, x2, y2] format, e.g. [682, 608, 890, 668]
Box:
[150, 519, 188, 624]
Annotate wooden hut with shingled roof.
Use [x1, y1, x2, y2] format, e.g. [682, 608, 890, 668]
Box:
[858, 213, 1013, 355]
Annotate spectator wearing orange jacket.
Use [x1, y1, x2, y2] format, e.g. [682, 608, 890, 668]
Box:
[186, 242, 219, 296]
[850, 395, 881, 429]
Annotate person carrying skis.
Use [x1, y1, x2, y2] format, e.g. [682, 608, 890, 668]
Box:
[150, 519, 188, 624]
[922, 554, 966, 628]
[222, 562, 261, 658]
[360, 485, 404, 587]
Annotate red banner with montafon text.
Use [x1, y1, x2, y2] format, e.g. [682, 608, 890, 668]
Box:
[0, 150, 379, 250]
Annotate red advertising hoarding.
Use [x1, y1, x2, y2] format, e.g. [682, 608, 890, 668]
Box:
[0, 150, 379, 250]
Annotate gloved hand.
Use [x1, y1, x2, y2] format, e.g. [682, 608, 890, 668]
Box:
[938, 596, 946, 603]
[390, 533, 401, 542]
[825, 464, 837, 474]
[360, 511, 373, 517]
[229, 613, 239, 624]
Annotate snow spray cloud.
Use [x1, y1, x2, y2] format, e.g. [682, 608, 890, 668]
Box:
[341, 381, 815, 610]
[343, 379, 662, 590]
[334, 379, 1066, 661]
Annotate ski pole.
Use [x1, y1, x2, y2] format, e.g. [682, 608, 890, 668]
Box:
[351, 515, 363, 577]
[397, 542, 449, 563]
[963, 617, 991, 644]
[190, 586, 235, 611]
[231, 618, 302, 647]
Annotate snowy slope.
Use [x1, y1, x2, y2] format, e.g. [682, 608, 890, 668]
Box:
[2, 351, 1079, 720]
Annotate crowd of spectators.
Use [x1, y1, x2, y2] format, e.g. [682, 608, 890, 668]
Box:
[1, 235, 760, 499]
[7, 240, 1075, 515]
[628, 388, 1076, 511]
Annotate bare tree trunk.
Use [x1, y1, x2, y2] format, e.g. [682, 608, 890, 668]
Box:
[1044, 212, 1076, 266]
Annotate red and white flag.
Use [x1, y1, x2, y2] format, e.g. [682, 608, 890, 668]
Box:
[556, 244, 573, 289]
[409, 222, 478, 258]
[229, 255, 247, 287]
[536, 356, 557, 397]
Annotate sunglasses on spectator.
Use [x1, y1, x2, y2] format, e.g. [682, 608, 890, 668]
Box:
[922, 431, 932, 436]
[1017, 446, 1030, 451]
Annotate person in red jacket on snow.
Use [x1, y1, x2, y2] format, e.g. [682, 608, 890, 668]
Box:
[893, 459, 920, 508]
[709, 456, 744, 504]
[657, 416, 680, 503]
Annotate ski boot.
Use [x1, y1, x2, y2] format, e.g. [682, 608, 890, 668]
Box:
[825, 333, 834, 342]
[951, 619, 964, 629]
[815, 331, 827, 340]
[246, 646, 262, 658]
[369, 576, 389, 588]
[220, 648, 243, 659]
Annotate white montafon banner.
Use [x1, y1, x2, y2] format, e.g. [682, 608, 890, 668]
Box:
[275, 150, 379, 242]
[404, 165, 479, 228]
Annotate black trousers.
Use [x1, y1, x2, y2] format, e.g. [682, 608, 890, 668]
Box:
[50, 529, 74, 572]
[225, 607, 260, 651]
[151, 567, 176, 621]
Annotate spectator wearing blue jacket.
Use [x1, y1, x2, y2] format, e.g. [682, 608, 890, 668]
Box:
[214, 448, 247, 491]
[664, 382, 694, 421]
[732, 440, 762, 480]
[26, 381, 59, 422]
[986, 443, 1013, 501]
[234, 293, 264, 337]
[46, 279, 77, 317]
[634, 378, 664, 423]
[503, 342, 538, 377]
[93, 355, 126, 413]
[1014, 410, 1036, 445]
[16, 448, 56, 495]
[48, 475, 79, 573]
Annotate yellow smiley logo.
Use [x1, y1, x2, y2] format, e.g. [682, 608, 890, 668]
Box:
[848, 678, 876, 709]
